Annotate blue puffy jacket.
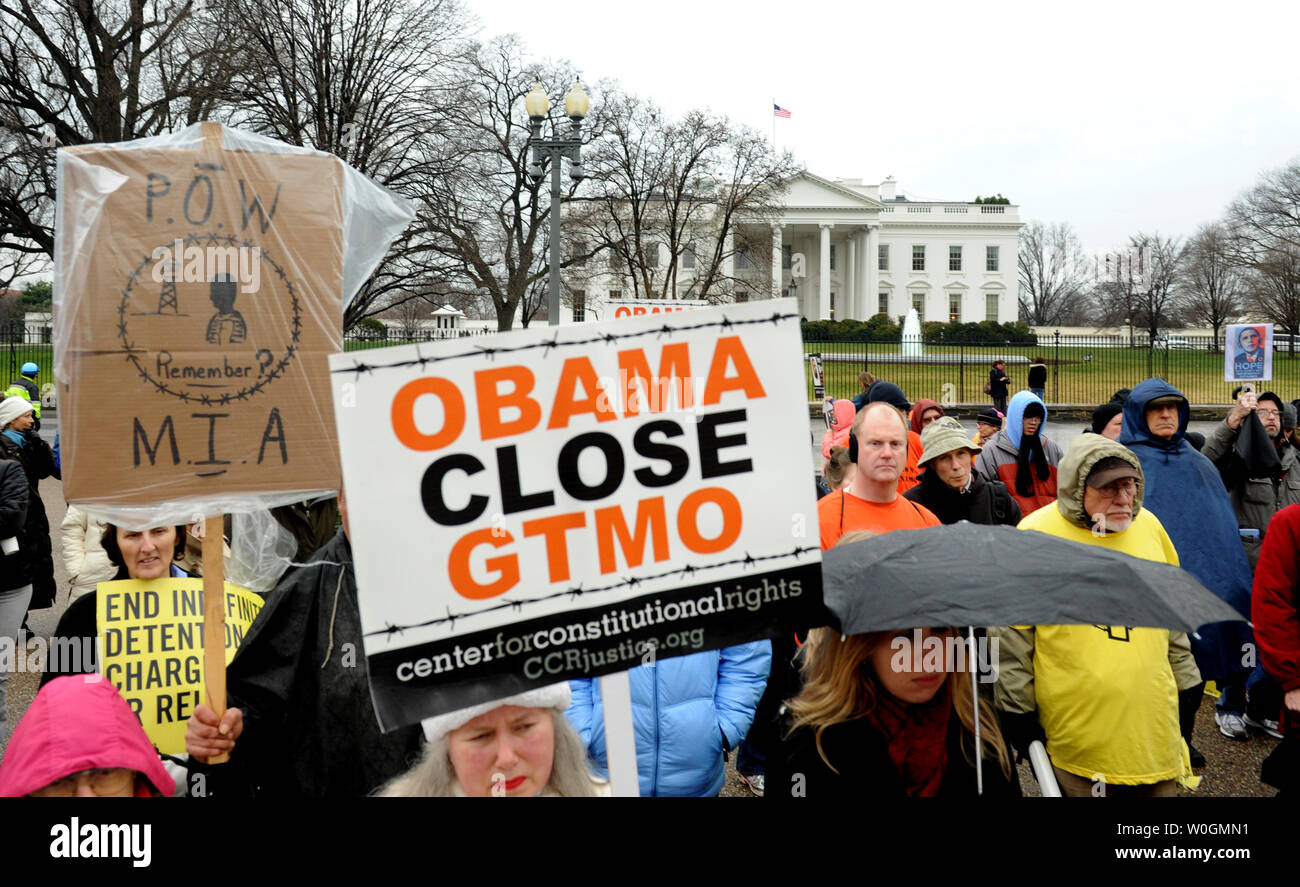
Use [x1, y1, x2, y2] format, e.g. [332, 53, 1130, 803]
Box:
[566, 641, 772, 797]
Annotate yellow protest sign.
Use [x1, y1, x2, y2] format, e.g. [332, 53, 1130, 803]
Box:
[96, 578, 263, 754]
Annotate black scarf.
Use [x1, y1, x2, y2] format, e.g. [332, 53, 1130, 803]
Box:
[1015, 431, 1050, 497]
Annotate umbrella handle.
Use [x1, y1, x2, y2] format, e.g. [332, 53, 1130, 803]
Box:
[968, 627, 983, 797]
[1029, 740, 1061, 797]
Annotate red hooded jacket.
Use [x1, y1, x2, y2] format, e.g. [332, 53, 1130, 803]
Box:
[1253, 503, 1300, 696]
[0, 676, 174, 797]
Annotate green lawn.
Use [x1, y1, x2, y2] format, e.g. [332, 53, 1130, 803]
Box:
[804, 342, 1300, 405]
[0, 342, 53, 389]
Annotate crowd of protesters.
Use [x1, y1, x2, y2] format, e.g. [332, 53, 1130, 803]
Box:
[2, 353, 1300, 799]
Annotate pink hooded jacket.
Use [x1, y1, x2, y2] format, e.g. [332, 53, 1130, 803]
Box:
[821, 399, 856, 459]
[0, 676, 174, 797]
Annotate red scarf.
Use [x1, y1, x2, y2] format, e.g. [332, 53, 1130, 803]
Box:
[864, 682, 952, 797]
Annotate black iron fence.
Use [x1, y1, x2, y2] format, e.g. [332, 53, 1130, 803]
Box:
[342, 327, 495, 351]
[804, 332, 1300, 406]
[0, 322, 53, 397]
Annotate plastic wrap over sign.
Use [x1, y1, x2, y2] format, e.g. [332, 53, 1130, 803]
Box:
[54, 122, 413, 527]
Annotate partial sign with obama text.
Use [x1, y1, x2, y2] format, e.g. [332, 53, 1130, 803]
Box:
[330, 299, 822, 729]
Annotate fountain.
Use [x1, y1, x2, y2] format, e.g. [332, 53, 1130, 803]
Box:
[901, 308, 923, 357]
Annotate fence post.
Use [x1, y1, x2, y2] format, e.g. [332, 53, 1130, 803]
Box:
[959, 343, 964, 402]
[1053, 330, 1060, 405]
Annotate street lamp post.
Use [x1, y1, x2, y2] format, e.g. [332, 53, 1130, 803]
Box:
[526, 80, 589, 327]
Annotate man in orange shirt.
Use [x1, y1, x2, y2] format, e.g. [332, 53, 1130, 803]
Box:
[864, 381, 924, 492]
[818, 401, 941, 550]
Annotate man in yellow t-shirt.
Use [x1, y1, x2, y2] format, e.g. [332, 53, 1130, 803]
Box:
[992, 433, 1202, 796]
[818, 401, 940, 551]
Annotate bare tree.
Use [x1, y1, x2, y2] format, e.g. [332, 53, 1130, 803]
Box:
[1182, 222, 1243, 349]
[1242, 249, 1300, 356]
[1097, 233, 1183, 338]
[391, 295, 430, 340]
[415, 37, 608, 331]
[220, 0, 472, 329]
[1017, 221, 1092, 325]
[571, 90, 794, 304]
[0, 0, 238, 255]
[1227, 158, 1300, 355]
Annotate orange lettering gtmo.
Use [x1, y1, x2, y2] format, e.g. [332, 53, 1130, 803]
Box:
[522, 512, 587, 583]
[701, 336, 766, 404]
[594, 497, 670, 573]
[449, 529, 519, 599]
[392, 377, 465, 451]
[475, 365, 541, 440]
[677, 487, 743, 554]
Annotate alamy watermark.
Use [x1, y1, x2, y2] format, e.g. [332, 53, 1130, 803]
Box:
[889, 628, 999, 683]
[150, 239, 262, 293]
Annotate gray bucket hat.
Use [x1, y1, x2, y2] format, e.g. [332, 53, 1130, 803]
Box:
[918, 416, 981, 466]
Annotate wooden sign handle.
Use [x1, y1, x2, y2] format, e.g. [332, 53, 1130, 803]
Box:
[201, 515, 229, 765]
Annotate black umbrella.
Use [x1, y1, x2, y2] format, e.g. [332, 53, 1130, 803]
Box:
[821, 521, 1245, 636]
[820, 520, 1248, 796]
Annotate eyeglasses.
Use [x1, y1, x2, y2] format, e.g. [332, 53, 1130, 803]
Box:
[29, 768, 136, 797]
[1257, 409, 1281, 418]
[1092, 479, 1137, 498]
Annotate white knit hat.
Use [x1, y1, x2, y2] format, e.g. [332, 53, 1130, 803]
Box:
[0, 396, 33, 430]
[421, 682, 572, 742]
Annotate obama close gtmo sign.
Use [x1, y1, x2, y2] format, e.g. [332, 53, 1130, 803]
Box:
[331, 299, 822, 730]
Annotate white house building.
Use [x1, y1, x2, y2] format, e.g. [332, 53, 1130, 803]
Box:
[561, 173, 1022, 326]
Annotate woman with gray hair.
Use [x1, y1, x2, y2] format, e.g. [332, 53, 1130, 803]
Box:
[378, 683, 609, 797]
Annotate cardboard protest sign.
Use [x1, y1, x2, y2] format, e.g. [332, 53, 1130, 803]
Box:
[54, 122, 412, 524]
[96, 579, 263, 754]
[331, 298, 823, 729]
[1225, 323, 1272, 382]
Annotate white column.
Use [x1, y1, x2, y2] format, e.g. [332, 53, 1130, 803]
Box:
[818, 224, 832, 320]
[771, 225, 782, 300]
[854, 229, 868, 319]
[845, 235, 857, 320]
[866, 225, 880, 318]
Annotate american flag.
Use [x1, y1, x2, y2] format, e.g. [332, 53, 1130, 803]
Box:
[773, 103, 791, 119]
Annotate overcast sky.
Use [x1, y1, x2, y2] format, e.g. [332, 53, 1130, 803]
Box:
[472, 0, 1300, 256]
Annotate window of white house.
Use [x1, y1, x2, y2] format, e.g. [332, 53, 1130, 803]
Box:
[878, 293, 889, 316]
[683, 248, 696, 270]
[736, 249, 751, 270]
[911, 293, 924, 320]
[830, 292, 836, 318]
[781, 245, 792, 270]
[610, 289, 623, 300]
[985, 293, 999, 321]
[949, 246, 962, 272]
[572, 290, 586, 322]
[573, 241, 587, 267]
[912, 245, 925, 271]
[986, 246, 999, 272]
[830, 245, 836, 271]
[949, 295, 960, 323]
[879, 244, 889, 271]
[646, 243, 659, 268]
